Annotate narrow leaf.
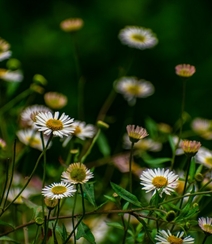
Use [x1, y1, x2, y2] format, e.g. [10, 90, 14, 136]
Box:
[76, 221, 96, 244]
[143, 157, 171, 165]
[83, 183, 96, 207]
[110, 182, 142, 207]
[97, 132, 111, 157]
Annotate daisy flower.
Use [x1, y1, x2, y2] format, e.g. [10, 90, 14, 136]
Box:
[118, 26, 158, 50]
[60, 18, 84, 32]
[175, 64, 196, 78]
[198, 217, 212, 234]
[0, 37, 12, 61]
[63, 120, 96, 146]
[140, 168, 179, 197]
[42, 182, 76, 200]
[21, 104, 52, 128]
[44, 91, 68, 109]
[16, 129, 51, 151]
[0, 69, 23, 82]
[181, 140, 201, 157]
[155, 230, 194, 244]
[0, 138, 6, 149]
[34, 111, 74, 138]
[114, 76, 154, 105]
[191, 117, 212, 140]
[126, 124, 148, 143]
[195, 147, 212, 169]
[61, 162, 94, 184]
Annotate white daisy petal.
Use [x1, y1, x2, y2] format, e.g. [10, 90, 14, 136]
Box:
[155, 230, 194, 244]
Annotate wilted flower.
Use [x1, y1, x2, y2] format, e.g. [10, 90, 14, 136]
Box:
[21, 105, 52, 128]
[114, 76, 154, 105]
[140, 168, 179, 197]
[198, 217, 212, 234]
[42, 182, 76, 200]
[0, 69, 23, 82]
[16, 129, 51, 151]
[0, 38, 12, 61]
[126, 125, 148, 143]
[60, 18, 84, 32]
[181, 140, 201, 157]
[155, 230, 194, 244]
[195, 147, 212, 169]
[175, 64, 196, 78]
[191, 117, 212, 140]
[35, 111, 74, 138]
[118, 26, 158, 50]
[44, 92, 68, 109]
[61, 162, 94, 184]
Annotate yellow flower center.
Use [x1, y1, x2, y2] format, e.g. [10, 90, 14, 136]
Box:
[178, 69, 191, 77]
[51, 186, 67, 194]
[167, 235, 183, 244]
[205, 157, 212, 166]
[27, 137, 40, 147]
[126, 84, 141, 96]
[203, 224, 212, 233]
[74, 126, 82, 135]
[131, 34, 146, 43]
[70, 168, 86, 182]
[46, 119, 63, 131]
[152, 176, 167, 188]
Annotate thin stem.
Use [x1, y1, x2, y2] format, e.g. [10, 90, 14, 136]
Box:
[129, 142, 134, 193]
[0, 158, 10, 207]
[53, 199, 61, 244]
[32, 225, 40, 244]
[71, 184, 79, 244]
[42, 209, 52, 244]
[202, 235, 208, 244]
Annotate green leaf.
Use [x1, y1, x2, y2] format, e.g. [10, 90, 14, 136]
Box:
[168, 135, 176, 154]
[83, 183, 96, 207]
[104, 195, 117, 203]
[143, 157, 171, 165]
[22, 197, 42, 218]
[110, 182, 142, 207]
[0, 220, 15, 229]
[106, 222, 124, 230]
[145, 117, 158, 138]
[0, 236, 20, 243]
[76, 221, 96, 244]
[97, 132, 111, 157]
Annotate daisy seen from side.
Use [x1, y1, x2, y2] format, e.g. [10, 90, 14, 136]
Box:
[42, 182, 76, 200]
[198, 217, 212, 234]
[61, 162, 94, 185]
[0, 37, 12, 61]
[155, 230, 194, 244]
[140, 168, 179, 197]
[175, 64, 196, 78]
[195, 147, 212, 169]
[34, 111, 74, 138]
[44, 91, 68, 109]
[118, 26, 158, 50]
[114, 76, 154, 106]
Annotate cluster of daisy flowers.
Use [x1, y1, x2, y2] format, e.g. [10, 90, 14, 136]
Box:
[42, 162, 94, 200]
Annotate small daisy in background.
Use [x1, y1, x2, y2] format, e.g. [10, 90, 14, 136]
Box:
[155, 230, 194, 244]
[44, 91, 68, 110]
[114, 76, 154, 106]
[0, 69, 23, 82]
[195, 147, 212, 169]
[20, 104, 52, 128]
[0, 37, 12, 61]
[63, 120, 96, 146]
[140, 168, 179, 197]
[118, 26, 158, 50]
[16, 129, 51, 151]
[126, 124, 148, 143]
[0, 138, 6, 150]
[60, 18, 84, 32]
[34, 111, 74, 138]
[191, 117, 212, 140]
[42, 182, 76, 200]
[198, 217, 212, 234]
[175, 64, 196, 78]
[61, 162, 93, 185]
[181, 140, 201, 157]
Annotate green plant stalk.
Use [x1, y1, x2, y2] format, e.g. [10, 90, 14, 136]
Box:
[32, 225, 40, 244]
[64, 184, 85, 244]
[202, 234, 208, 244]
[179, 156, 192, 209]
[42, 209, 52, 244]
[53, 199, 61, 244]
[81, 129, 101, 163]
[0, 158, 10, 207]
[71, 184, 79, 244]
[0, 88, 33, 115]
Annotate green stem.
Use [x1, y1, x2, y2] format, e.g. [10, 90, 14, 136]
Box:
[53, 200, 60, 244]
[71, 185, 79, 244]
[202, 235, 208, 244]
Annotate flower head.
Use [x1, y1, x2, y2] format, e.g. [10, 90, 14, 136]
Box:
[42, 182, 76, 200]
[16, 129, 51, 151]
[21, 105, 52, 128]
[140, 168, 179, 197]
[191, 117, 212, 140]
[61, 163, 94, 184]
[60, 18, 84, 32]
[175, 64, 196, 78]
[198, 217, 212, 234]
[195, 147, 212, 169]
[44, 92, 68, 110]
[118, 26, 158, 50]
[126, 125, 148, 143]
[0, 138, 6, 150]
[0, 38, 12, 61]
[0, 69, 23, 82]
[181, 140, 201, 157]
[155, 230, 194, 244]
[114, 76, 154, 105]
[34, 111, 74, 138]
